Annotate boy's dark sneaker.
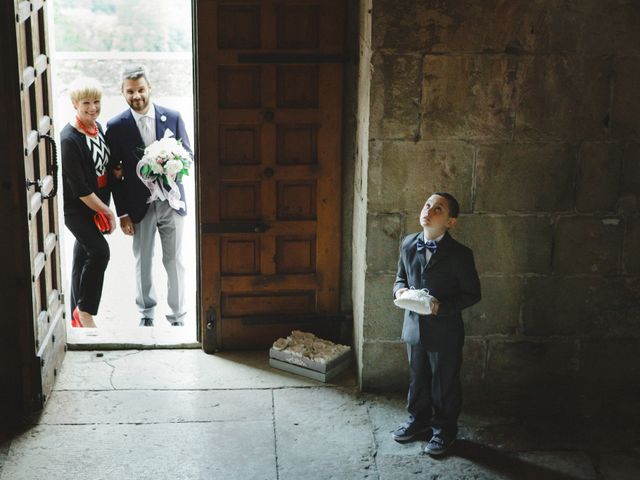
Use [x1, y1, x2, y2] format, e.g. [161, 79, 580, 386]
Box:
[391, 422, 430, 442]
[423, 434, 454, 455]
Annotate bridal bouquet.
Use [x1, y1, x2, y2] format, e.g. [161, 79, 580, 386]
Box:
[136, 136, 192, 210]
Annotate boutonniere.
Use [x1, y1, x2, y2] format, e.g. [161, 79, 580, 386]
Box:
[160, 114, 167, 122]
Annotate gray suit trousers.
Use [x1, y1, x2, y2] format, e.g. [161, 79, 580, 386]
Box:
[132, 199, 186, 322]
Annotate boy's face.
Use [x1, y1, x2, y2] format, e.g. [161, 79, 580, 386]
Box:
[419, 194, 457, 235]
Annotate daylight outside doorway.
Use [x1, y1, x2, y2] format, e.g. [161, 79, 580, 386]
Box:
[49, 0, 198, 347]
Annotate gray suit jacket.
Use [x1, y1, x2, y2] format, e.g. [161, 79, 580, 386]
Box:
[393, 231, 481, 350]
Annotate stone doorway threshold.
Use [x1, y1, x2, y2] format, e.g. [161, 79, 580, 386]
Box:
[66, 292, 199, 350]
[67, 323, 199, 350]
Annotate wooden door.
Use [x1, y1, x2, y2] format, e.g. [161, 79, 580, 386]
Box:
[2, 0, 66, 413]
[197, 0, 344, 350]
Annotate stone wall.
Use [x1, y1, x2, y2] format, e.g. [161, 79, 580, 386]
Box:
[354, 0, 640, 412]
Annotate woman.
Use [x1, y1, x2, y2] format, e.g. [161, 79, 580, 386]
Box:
[61, 77, 116, 328]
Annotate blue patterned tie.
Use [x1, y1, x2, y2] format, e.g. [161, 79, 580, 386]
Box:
[417, 238, 438, 254]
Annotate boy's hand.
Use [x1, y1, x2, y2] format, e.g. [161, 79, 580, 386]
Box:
[395, 288, 409, 299]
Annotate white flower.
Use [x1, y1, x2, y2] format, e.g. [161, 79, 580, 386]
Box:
[164, 159, 183, 177]
[149, 158, 165, 174]
[173, 143, 190, 160]
[138, 137, 191, 183]
[144, 141, 164, 160]
[157, 137, 177, 151]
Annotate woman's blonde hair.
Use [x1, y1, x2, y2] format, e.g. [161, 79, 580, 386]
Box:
[68, 77, 102, 103]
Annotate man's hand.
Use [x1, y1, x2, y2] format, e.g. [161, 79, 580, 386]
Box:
[120, 216, 135, 236]
[395, 288, 409, 299]
[112, 164, 124, 180]
[431, 298, 440, 315]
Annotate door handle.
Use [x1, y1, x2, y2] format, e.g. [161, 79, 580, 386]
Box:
[40, 134, 59, 199]
[25, 133, 59, 199]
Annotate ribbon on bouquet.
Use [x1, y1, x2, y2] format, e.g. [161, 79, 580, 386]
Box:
[136, 159, 186, 211]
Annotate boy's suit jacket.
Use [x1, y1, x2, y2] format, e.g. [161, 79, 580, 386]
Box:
[393, 231, 481, 351]
[106, 104, 193, 224]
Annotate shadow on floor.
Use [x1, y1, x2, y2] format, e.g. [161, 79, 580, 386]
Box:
[451, 440, 592, 480]
[212, 350, 359, 387]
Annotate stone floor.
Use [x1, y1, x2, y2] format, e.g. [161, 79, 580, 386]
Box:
[1, 350, 639, 479]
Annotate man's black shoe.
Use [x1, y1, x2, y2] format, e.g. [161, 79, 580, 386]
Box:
[170, 320, 184, 326]
[391, 422, 430, 442]
[139, 317, 154, 327]
[424, 434, 454, 455]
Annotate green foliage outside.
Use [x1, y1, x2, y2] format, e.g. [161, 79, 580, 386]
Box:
[53, 0, 192, 52]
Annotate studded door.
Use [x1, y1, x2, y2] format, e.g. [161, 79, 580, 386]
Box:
[15, 0, 66, 408]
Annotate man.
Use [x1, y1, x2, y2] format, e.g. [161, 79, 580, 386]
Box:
[392, 192, 481, 455]
[106, 65, 192, 327]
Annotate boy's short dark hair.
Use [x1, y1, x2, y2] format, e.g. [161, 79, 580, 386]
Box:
[434, 192, 460, 218]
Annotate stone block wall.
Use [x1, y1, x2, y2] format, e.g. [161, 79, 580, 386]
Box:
[353, 0, 640, 406]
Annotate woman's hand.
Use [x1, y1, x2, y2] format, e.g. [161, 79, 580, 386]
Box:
[103, 209, 117, 234]
[78, 193, 117, 234]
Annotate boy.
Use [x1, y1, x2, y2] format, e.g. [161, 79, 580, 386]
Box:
[392, 192, 481, 455]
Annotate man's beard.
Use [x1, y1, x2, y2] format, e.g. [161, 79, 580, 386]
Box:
[129, 98, 148, 112]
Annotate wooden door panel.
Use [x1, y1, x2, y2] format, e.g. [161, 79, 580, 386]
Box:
[218, 5, 262, 49]
[221, 237, 261, 275]
[218, 66, 262, 108]
[222, 291, 315, 316]
[276, 5, 320, 49]
[276, 65, 319, 108]
[276, 181, 317, 220]
[277, 124, 318, 164]
[220, 125, 261, 164]
[222, 273, 318, 292]
[198, 0, 344, 350]
[276, 236, 316, 273]
[220, 182, 262, 219]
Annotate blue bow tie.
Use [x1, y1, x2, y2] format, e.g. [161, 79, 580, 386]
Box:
[417, 237, 438, 254]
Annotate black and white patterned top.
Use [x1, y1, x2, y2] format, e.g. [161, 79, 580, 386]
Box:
[85, 130, 110, 176]
[60, 122, 111, 217]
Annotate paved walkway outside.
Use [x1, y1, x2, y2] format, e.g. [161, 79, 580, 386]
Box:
[1, 350, 639, 479]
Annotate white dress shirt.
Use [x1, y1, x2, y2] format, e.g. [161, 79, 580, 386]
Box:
[422, 231, 445, 263]
[131, 104, 156, 147]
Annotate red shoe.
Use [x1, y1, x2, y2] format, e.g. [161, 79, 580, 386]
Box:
[71, 307, 84, 328]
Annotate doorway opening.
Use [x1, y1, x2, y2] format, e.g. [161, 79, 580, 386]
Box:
[49, 0, 198, 347]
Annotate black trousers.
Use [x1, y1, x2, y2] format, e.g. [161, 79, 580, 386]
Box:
[65, 214, 110, 316]
[406, 342, 463, 440]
